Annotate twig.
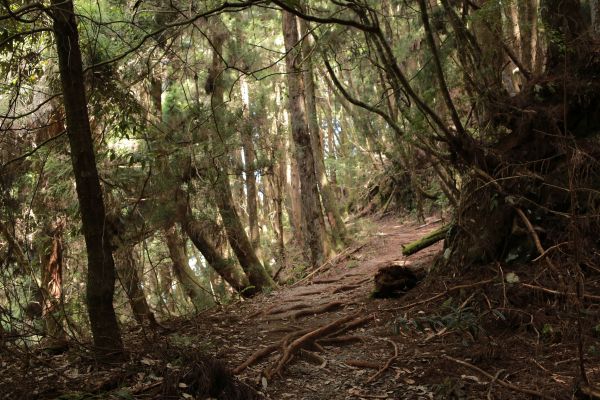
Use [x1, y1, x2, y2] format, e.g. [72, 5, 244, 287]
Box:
[442, 355, 555, 399]
[521, 283, 600, 301]
[367, 338, 399, 383]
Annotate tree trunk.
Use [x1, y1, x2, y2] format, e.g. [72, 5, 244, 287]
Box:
[239, 76, 261, 253]
[282, 11, 326, 268]
[206, 21, 274, 291]
[40, 220, 67, 348]
[165, 224, 213, 308]
[299, 18, 347, 247]
[115, 246, 157, 327]
[51, 0, 123, 358]
[182, 213, 252, 296]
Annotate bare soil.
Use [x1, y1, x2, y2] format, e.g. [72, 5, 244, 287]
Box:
[2, 215, 599, 399]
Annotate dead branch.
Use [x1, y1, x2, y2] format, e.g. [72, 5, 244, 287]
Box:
[442, 355, 554, 400]
[367, 338, 399, 383]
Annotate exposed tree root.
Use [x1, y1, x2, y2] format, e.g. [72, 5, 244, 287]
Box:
[317, 335, 364, 346]
[367, 338, 399, 383]
[266, 302, 312, 316]
[344, 359, 381, 369]
[332, 284, 362, 293]
[294, 289, 327, 297]
[263, 314, 357, 379]
[311, 278, 340, 284]
[327, 314, 374, 338]
[233, 328, 312, 374]
[291, 301, 346, 320]
[298, 349, 326, 366]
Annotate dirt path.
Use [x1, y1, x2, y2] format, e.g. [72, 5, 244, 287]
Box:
[183, 216, 444, 399]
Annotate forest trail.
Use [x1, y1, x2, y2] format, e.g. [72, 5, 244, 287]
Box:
[182, 216, 445, 399]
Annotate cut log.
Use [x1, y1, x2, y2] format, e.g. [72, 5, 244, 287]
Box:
[401, 225, 449, 256]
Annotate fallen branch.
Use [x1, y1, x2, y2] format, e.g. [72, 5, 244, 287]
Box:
[402, 225, 449, 256]
[442, 355, 554, 400]
[367, 338, 399, 383]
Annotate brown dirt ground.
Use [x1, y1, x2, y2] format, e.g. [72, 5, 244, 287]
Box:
[2, 215, 599, 399]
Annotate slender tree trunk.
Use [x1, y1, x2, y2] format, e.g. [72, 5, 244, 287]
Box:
[51, 0, 123, 357]
[239, 76, 261, 252]
[282, 11, 325, 268]
[207, 21, 274, 291]
[299, 19, 347, 246]
[115, 246, 157, 327]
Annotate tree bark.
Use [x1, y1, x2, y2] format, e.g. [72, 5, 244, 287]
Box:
[51, 0, 123, 357]
[183, 218, 252, 296]
[299, 18, 347, 246]
[206, 21, 274, 291]
[239, 76, 261, 252]
[165, 225, 213, 308]
[282, 11, 326, 268]
[115, 246, 157, 327]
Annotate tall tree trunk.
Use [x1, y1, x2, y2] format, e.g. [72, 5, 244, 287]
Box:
[239, 76, 261, 253]
[207, 21, 274, 291]
[115, 246, 157, 327]
[51, 0, 123, 357]
[299, 19, 347, 247]
[282, 11, 325, 268]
